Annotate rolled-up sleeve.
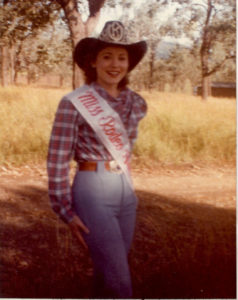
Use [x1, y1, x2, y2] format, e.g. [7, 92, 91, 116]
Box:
[47, 97, 79, 223]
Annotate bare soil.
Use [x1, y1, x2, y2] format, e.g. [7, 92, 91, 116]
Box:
[0, 163, 236, 299]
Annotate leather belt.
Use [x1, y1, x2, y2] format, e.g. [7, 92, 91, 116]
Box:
[78, 161, 122, 173]
[78, 161, 111, 172]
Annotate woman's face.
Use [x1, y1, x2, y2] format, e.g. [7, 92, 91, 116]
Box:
[93, 46, 129, 89]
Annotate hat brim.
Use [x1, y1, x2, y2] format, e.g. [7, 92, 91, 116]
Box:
[74, 38, 147, 72]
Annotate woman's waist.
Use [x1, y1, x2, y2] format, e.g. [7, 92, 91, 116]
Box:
[77, 160, 123, 174]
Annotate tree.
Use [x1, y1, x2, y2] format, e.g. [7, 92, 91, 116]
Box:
[120, 0, 180, 91]
[174, 0, 236, 100]
[0, 0, 58, 86]
[17, 22, 72, 85]
[0, 0, 107, 88]
[1, 0, 235, 92]
[55, 0, 106, 88]
[159, 45, 200, 92]
[199, 0, 235, 99]
[118, 0, 235, 95]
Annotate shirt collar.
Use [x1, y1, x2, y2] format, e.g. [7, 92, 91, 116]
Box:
[90, 82, 129, 102]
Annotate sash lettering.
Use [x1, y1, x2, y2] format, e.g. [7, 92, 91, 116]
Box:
[78, 91, 103, 116]
[68, 85, 133, 189]
[99, 116, 124, 150]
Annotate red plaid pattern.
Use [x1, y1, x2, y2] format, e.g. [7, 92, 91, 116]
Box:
[47, 82, 147, 223]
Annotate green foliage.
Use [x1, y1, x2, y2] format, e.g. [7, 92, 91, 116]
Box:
[0, 0, 58, 45]
[25, 24, 73, 80]
[0, 0, 236, 89]
[0, 0, 62, 85]
[121, 0, 235, 92]
[181, 0, 236, 75]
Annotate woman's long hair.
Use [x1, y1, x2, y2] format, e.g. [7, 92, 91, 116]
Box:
[82, 45, 129, 90]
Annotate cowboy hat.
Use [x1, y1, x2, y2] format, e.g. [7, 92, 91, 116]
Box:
[74, 21, 147, 72]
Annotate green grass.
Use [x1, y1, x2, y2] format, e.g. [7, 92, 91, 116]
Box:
[0, 87, 236, 166]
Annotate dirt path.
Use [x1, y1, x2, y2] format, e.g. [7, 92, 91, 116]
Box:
[0, 164, 236, 298]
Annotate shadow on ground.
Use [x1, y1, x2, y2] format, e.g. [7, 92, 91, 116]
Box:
[0, 184, 236, 298]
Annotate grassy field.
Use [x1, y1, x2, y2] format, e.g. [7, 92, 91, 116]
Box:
[0, 86, 236, 166]
[137, 91, 236, 165]
[0, 86, 69, 165]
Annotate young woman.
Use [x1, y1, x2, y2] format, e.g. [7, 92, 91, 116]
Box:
[47, 20, 147, 298]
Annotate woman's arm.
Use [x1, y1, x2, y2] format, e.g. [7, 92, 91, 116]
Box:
[127, 92, 148, 147]
[47, 97, 79, 223]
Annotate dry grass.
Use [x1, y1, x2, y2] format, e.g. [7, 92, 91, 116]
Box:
[0, 86, 69, 165]
[0, 86, 236, 166]
[135, 91, 236, 165]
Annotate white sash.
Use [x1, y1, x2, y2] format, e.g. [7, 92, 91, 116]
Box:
[69, 85, 133, 189]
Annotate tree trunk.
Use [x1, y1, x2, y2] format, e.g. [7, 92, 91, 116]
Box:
[13, 43, 23, 85]
[56, 0, 106, 89]
[199, 0, 214, 100]
[59, 74, 64, 88]
[14, 65, 19, 84]
[202, 76, 210, 100]
[201, 49, 213, 100]
[27, 71, 31, 85]
[62, 1, 86, 88]
[9, 45, 15, 85]
[149, 46, 155, 92]
[207, 76, 211, 96]
[1, 46, 8, 87]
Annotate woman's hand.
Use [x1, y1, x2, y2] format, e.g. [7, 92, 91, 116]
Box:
[68, 215, 90, 249]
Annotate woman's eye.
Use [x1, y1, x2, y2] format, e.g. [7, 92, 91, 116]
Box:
[103, 55, 111, 59]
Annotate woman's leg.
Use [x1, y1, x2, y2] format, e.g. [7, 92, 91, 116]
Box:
[118, 174, 138, 255]
[72, 163, 137, 298]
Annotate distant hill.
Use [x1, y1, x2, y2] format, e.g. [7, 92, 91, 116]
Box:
[156, 40, 190, 59]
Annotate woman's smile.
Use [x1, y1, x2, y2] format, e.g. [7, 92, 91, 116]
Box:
[93, 46, 129, 92]
[107, 71, 121, 77]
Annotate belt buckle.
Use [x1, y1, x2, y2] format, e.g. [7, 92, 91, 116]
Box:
[109, 160, 123, 174]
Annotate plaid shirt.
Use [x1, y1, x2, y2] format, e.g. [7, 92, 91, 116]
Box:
[47, 82, 147, 223]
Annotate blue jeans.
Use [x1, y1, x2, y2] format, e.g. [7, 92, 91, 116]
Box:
[72, 161, 138, 298]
